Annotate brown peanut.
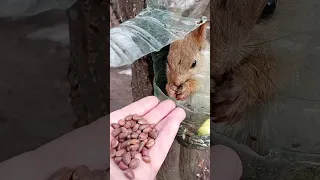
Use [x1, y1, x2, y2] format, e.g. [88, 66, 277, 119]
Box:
[141, 147, 148, 156]
[125, 115, 133, 121]
[132, 114, 142, 120]
[138, 124, 148, 130]
[122, 152, 132, 166]
[128, 144, 139, 151]
[72, 165, 91, 180]
[110, 149, 116, 158]
[124, 122, 131, 129]
[111, 139, 119, 149]
[149, 131, 158, 139]
[121, 127, 128, 133]
[142, 155, 151, 163]
[130, 132, 139, 139]
[119, 132, 128, 140]
[116, 149, 126, 157]
[117, 142, 122, 150]
[129, 158, 140, 169]
[143, 126, 152, 133]
[138, 119, 147, 124]
[132, 124, 140, 131]
[118, 119, 125, 126]
[111, 128, 121, 137]
[123, 169, 135, 180]
[114, 157, 122, 164]
[129, 121, 136, 128]
[130, 139, 140, 145]
[111, 123, 120, 129]
[121, 140, 131, 149]
[138, 139, 147, 152]
[118, 161, 129, 170]
[146, 139, 155, 149]
[139, 133, 148, 141]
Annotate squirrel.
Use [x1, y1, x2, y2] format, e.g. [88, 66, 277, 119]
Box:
[165, 21, 210, 102]
[165, 0, 278, 124]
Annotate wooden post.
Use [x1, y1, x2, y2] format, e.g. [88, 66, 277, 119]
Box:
[67, 0, 109, 128]
[110, 0, 154, 101]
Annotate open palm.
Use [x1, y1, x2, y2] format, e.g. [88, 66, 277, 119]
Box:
[110, 96, 186, 180]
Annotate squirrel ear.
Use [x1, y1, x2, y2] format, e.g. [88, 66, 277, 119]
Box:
[192, 21, 210, 44]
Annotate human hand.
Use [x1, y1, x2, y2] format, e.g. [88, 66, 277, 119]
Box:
[110, 96, 186, 180]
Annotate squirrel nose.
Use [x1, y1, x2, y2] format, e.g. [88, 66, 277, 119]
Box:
[172, 76, 185, 87]
[174, 82, 183, 88]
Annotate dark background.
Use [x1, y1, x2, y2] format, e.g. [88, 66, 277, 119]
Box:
[0, 9, 132, 162]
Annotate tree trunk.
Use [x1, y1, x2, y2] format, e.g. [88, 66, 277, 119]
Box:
[67, 0, 109, 128]
[110, 0, 154, 101]
[110, 1, 210, 179]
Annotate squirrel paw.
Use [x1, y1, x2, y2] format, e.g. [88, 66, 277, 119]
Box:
[176, 84, 192, 101]
[166, 79, 196, 101]
[166, 83, 178, 99]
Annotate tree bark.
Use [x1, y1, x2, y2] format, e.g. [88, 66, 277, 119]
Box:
[131, 57, 154, 101]
[110, 0, 154, 102]
[110, 1, 210, 180]
[67, 0, 109, 128]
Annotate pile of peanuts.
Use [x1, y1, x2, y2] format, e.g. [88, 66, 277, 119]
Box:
[110, 114, 158, 180]
[48, 165, 107, 180]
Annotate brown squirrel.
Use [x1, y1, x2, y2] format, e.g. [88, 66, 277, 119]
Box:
[166, 0, 278, 124]
[160, 1, 280, 179]
[166, 21, 210, 101]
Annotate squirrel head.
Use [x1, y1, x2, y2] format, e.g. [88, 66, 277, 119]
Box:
[166, 21, 210, 88]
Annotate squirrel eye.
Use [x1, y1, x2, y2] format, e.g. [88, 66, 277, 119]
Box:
[191, 60, 197, 68]
[257, 0, 277, 24]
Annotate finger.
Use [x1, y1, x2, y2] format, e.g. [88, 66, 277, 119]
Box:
[121, 96, 160, 115]
[143, 99, 176, 124]
[149, 107, 186, 169]
[155, 107, 186, 132]
[211, 145, 243, 180]
[126, 153, 156, 179]
[110, 96, 160, 123]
